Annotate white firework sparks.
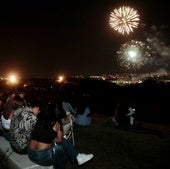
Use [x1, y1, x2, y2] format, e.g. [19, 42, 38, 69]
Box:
[109, 6, 140, 35]
[117, 40, 153, 69]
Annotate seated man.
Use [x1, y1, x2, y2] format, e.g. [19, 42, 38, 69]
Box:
[74, 107, 92, 126]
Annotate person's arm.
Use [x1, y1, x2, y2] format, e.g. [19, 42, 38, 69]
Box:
[53, 122, 63, 142]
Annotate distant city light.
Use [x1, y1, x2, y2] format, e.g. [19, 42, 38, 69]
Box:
[57, 75, 65, 83]
[7, 74, 19, 85]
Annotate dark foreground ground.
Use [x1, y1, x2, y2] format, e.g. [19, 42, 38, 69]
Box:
[67, 116, 170, 169]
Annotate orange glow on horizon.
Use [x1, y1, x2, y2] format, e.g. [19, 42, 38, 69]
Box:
[6, 73, 20, 85]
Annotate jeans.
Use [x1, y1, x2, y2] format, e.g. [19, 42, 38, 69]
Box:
[28, 143, 67, 169]
[59, 138, 79, 162]
[28, 138, 79, 169]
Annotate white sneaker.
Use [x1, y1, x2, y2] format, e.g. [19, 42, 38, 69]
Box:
[76, 153, 94, 165]
[126, 107, 135, 116]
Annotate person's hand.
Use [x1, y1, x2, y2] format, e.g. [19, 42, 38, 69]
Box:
[53, 122, 63, 143]
[53, 122, 63, 132]
[69, 114, 75, 121]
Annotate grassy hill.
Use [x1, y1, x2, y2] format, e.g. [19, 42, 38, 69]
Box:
[67, 119, 170, 169]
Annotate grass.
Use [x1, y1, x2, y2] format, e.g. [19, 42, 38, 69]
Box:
[1, 121, 170, 169]
[67, 122, 170, 169]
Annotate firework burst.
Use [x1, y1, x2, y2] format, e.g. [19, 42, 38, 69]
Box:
[117, 40, 153, 69]
[109, 6, 140, 35]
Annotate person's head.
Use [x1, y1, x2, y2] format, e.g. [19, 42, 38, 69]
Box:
[11, 95, 25, 109]
[28, 100, 42, 115]
[37, 103, 62, 130]
[44, 103, 62, 121]
[16, 88, 26, 99]
[2, 95, 25, 119]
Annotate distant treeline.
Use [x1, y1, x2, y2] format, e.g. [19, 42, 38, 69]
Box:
[0, 78, 170, 124]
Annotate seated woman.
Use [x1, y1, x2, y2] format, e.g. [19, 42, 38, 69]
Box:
[9, 100, 41, 154]
[1, 95, 25, 141]
[28, 103, 94, 169]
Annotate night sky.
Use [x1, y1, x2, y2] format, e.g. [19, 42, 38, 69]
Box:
[0, 0, 169, 78]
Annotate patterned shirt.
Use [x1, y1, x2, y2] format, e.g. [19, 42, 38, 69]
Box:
[9, 106, 38, 152]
